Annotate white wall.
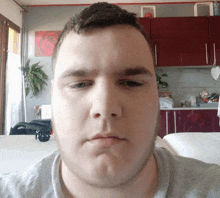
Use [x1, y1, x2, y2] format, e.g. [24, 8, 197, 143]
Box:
[0, 0, 23, 27]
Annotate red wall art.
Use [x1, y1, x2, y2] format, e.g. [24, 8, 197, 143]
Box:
[35, 31, 62, 57]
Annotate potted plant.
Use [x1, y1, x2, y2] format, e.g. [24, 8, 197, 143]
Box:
[156, 73, 168, 88]
[23, 59, 48, 97]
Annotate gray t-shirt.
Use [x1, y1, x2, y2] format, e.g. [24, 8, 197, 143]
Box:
[1, 147, 220, 198]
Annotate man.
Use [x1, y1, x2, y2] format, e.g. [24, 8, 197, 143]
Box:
[1, 2, 220, 198]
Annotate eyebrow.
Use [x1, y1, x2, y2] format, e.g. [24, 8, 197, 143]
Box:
[59, 68, 96, 79]
[59, 66, 152, 79]
[117, 66, 152, 77]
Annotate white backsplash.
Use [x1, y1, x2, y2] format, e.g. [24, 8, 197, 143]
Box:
[156, 67, 220, 107]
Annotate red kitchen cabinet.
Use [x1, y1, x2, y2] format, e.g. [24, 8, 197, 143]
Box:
[159, 110, 173, 138]
[209, 16, 220, 65]
[151, 17, 210, 67]
[137, 17, 151, 37]
[173, 110, 220, 133]
[159, 109, 219, 137]
[155, 39, 209, 67]
[154, 40, 182, 67]
[159, 110, 167, 138]
[138, 16, 220, 67]
[151, 17, 209, 40]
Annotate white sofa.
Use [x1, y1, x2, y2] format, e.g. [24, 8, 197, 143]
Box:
[1, 133, 220, 175]
[156, 132, 220, 165]
[0, 135, 58, 175]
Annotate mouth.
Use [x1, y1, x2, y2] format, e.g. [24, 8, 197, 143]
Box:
[90, 134, 126, 147]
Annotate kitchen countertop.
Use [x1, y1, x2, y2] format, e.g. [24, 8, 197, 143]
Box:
[160, 107, 218, 110]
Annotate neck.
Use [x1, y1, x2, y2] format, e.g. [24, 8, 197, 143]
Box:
[60, 154, 158, 198]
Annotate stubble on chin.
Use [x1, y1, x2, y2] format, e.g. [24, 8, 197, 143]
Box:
[51, 106, 160, 188]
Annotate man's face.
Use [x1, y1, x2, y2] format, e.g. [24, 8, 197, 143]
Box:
[52, 25, 159, 187]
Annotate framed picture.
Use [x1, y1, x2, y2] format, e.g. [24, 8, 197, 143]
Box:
[35, 31, 62, 57]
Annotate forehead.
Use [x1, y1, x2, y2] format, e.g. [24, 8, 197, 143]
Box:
[54, 25, 154, 77]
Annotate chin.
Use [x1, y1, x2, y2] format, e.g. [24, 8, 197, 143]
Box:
[82, 157, 131, 186]
[84, 166, 134, 188]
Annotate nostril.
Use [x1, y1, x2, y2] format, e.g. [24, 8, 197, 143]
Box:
[93, 113, 117, 118]
[94, 113, 101, 118]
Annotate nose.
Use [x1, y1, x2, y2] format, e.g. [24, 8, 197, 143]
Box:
[90, 81, 122, 119]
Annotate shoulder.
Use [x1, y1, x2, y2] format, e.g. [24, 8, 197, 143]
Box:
[154, 147, 220, 197]
[0, 150, 60, 198]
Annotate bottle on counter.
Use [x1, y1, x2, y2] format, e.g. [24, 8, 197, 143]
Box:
[190, 96, 197, 107]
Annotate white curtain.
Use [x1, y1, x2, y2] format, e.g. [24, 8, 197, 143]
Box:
[4, 52, 23, 135]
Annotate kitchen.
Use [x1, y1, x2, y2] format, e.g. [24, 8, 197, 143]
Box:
[1, 0, 220, 136]
[137, 11, 220, 137]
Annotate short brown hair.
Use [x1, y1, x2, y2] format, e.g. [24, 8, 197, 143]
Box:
[52, 2, 154, 69]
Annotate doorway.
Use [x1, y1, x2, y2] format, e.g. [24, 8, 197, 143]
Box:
[0, 14, 20, 134]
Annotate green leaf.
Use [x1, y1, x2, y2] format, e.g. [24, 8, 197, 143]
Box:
[31, 62, 40, 70]
[36, 83, 41, 92]
[24, 60, 48, 97]
[161, 73, 168, 77]
[32, 71, 43, 79]
[40, 71, 48, 79]
[25, 87, 30, 96]
[162, 82, 168, 88]
[34, 67, 48, 79]
[25, 59, 30, 74]
[156, 74, 160, 83]
[33, 73, 47, 85]
[35, 66, 43, 70]
[35, 77, 43, 88]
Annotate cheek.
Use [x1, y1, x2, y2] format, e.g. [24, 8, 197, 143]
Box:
[132, 84, 158, 118]
[52, 88, 87, 138]
[52, 93, 86, 158]
[128, 87, 159, 137]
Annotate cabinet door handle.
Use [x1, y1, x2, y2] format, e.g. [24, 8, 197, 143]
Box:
[166, 111, 168, 135]
[213, 43, 216, 65]
[155, 44, 157, 66]
[174, 111, 177, 133]
[205, 43, 208, 64]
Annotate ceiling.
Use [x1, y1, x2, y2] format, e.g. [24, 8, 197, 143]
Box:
[18, 0, 214, 6]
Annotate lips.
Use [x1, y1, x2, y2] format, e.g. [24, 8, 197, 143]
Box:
[90, 134, 126, 147]
[92, 134, 124, 140]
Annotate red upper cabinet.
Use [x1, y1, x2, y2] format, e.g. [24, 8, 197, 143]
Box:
[209, 16, 220, 65]
[151, 17, 209, 40]
[209, 16, 220, 41]
[151, 17, 210, 67]
[137, 17, 151, 37]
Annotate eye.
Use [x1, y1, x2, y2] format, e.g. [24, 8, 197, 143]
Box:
[68, 82, 92, 89]
[119, 80, 143, 87]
